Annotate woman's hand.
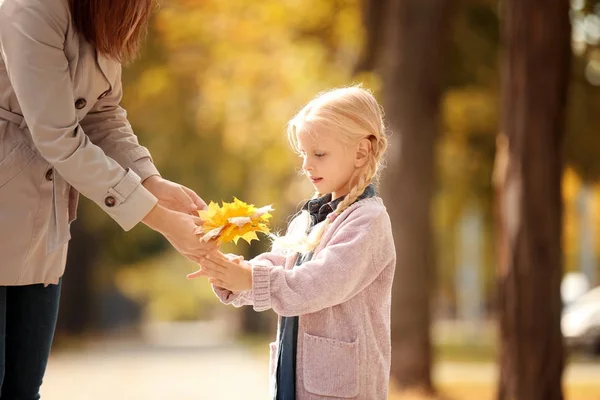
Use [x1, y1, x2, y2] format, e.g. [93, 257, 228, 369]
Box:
[143, 176, 206, 215]
[142, 204, 217, 263]
[187, 251, 253, 292]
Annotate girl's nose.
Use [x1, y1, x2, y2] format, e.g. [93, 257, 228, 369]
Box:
[302, 158, 313, 172]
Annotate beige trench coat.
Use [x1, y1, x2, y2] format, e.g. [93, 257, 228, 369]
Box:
[0, 0, 160, 285]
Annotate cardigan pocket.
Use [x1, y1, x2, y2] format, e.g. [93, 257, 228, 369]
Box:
[302, 333, 359, 398]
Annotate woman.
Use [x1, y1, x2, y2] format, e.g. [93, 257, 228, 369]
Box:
[0, 0, 212, 397]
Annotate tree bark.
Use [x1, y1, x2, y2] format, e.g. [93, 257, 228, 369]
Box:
[495, 0, 570, 399]
[360, 0, 451, 392]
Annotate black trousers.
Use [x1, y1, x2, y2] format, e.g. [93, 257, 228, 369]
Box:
[0, 280, 61, 399]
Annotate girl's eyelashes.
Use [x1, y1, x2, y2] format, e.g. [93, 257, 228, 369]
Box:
[298, 151, 326, 158]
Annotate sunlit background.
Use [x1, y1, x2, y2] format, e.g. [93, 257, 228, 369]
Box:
[41, 0, 600, 399]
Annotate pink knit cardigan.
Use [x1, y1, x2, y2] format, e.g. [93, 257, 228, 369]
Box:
[214, 197, 396, 399]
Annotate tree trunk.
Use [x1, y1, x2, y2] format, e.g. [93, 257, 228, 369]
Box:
[360, 0, 451, 393]
[495, 0, 570, 399]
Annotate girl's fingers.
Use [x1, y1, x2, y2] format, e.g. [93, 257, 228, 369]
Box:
[196, 261, 224, 277]
[202, 256, 230, 270]
[224, 254, 244, 263]
[213, 251, 230, 260]
[186, 254, 205, 264]
[209, 277, 226, 288]
[205, 253, 239, 269]
[220, 253, 242, 264]
[186, 269, 208, 279]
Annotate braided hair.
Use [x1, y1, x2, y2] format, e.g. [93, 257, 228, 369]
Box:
[275, 85, 389, 254]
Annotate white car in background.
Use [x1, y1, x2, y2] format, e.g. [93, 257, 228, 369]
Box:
[562, 285, 600, 355]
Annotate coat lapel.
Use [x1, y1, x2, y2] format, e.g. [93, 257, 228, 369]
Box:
[95, 50, 115, 92]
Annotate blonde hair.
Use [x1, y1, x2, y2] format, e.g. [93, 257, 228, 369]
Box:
[275, 85, 389, 254]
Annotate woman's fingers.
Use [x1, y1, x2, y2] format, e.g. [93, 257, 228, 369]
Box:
[176, 186, 197, 213]
[182, 186, 208, 210]
[191, 232, 218, 257]
[192, 216, 204, 226]
[162, 185, 196, 214]
[196, 240, 218, 255]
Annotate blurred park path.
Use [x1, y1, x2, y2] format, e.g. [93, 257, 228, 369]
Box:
[435, 361, 600, 385]
[42, 343, 270, 400]
[40, 342, 600, 400]
[39, 321, 600, 399]
[42, 321, 271, 400]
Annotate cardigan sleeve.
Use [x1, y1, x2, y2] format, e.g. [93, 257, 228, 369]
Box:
[211, 215, 301, 307]
[211, 250, 292, 307]
[249, 208, 393, 316]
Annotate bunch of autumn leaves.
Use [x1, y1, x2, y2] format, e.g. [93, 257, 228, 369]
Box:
[194, 198, 273, 245]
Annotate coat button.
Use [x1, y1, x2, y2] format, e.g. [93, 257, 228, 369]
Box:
[75, 98, 87, 110]
[45, 168, 53, 181]
[104, 196, 116, 207]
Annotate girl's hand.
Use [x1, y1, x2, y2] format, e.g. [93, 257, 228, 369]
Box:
[187, 251, 252, 292]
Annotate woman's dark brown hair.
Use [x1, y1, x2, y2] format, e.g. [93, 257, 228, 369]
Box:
[69, 0, 156, 62]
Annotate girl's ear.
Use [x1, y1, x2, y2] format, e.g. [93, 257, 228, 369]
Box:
[354, 138, 371, 168]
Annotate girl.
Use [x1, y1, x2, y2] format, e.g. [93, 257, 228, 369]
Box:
[189, 86, 396, 400]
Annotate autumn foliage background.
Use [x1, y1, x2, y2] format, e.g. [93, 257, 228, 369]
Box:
[51, 0, 600, 399]
[61, 0, 600, 328]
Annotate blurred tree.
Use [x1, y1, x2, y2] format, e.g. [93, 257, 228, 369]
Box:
[147, 0, 369, 334]
[567, 0, 600, 181]
[357, 0, 452, 395]
[438, 0, 500, 316]
[494, 0, 570, 399]
[55, 0, 600, 346]
[58, 0, 369, 335]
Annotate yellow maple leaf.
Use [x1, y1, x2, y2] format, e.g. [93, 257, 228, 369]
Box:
[195, 198, 273, 245]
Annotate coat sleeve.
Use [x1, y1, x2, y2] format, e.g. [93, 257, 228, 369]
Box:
[81, 66, 160, 183]
[0, 0, 157, 231]
[249, 209, 393, 316]
[211, 251, 292, 307]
